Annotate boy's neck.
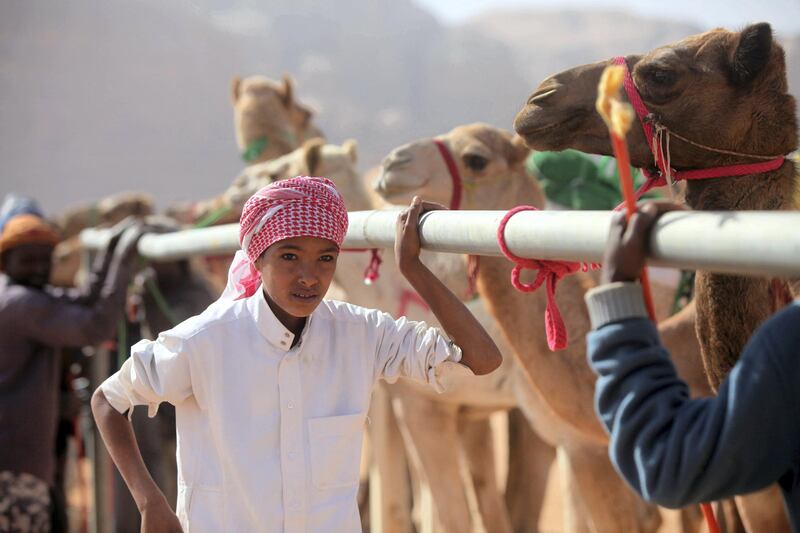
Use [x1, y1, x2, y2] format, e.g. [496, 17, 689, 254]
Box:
[263, 289, 307, 340]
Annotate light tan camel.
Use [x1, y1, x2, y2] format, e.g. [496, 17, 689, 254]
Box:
[513, 23, 798, 532]
[375, 123, 710, 532]
[232, 74, 324, 165]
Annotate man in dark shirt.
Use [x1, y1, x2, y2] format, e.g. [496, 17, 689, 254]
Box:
[584, 202, 800, 531]
[0, 212, 142, 530]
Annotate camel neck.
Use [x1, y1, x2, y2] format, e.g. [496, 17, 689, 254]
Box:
[685, 163, 796, 212]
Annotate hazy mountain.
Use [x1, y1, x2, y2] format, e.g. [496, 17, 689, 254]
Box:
[1, 1, 796, 214]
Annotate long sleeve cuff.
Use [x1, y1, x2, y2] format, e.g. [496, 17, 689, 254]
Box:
[584, 282, 649, 330]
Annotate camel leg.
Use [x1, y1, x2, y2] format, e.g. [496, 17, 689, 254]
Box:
[556, 447, 590, 533]
[503, 407, 555, 533]
[369, 384, 414, 533]
[734, 484, 790, 532]
[561, 443, 662, 533]
[393, 394, 474, 533]
[458, 414, 513, 533]
[712, 500, 745, 533]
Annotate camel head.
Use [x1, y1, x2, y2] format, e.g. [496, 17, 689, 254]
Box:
[374, 123, 543, 211]
[50, 192, 154, 287]
[514, 23, 798, 188]
[231, 74, 324, 164]
[56, 192, 154, 240]
[241, 137, 368, 212]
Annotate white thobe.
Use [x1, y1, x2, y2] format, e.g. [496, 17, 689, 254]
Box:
[100, 288, 462, 532]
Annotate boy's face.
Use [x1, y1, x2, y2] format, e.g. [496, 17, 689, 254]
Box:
[254, 236, 339, 319]
[1, 243, 54, 289]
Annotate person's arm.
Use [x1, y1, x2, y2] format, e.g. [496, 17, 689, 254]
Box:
[91, 329, 195, 531]
[16, 224, 143, 347]
[50, 218, 138, 304]
[91, 390, 182, 532]
[588, 299, 800, 506]
[394, 196, 501, 375]
[585, 201, 800, 506]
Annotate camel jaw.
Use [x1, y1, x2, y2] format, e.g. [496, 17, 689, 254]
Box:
[513, 106, 591, 152]
[373, 169, 429, 205]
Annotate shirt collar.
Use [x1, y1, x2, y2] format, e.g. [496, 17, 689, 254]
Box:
[246, 287, 312, 352]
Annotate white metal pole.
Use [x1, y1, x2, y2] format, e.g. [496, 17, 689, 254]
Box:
[80, 210, 800, 278]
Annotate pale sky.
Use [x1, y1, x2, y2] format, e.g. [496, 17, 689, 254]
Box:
[414, 0, 800, 36]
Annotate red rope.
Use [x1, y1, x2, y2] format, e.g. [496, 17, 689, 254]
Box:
[397, 289, 430, 318]
[497, 206, 595, 351]
[363, 249, 382, 284]
[341, 248, 383, 285]
[433, 139, 463, 210]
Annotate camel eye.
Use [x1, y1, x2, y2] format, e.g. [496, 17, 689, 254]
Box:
[464, 154, 489, 171]
[647, 68, 677, 87]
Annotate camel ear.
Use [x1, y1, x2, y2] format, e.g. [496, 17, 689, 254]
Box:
[342, 139, 358, 164]
[303, 138, 325, 174]
[280, 74, 295, 108]
[231, 76, 242, 104]
[508, 134, 532, 167]
[730, 23, 772, 86]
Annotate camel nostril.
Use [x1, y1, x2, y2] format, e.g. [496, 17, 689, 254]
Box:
[528, 88, 557, 105]
[383, 150, 412, 172]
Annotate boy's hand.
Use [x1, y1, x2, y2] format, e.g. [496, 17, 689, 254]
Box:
[395, 196, 447, 274]
[601, 201, 686, 284]
[141, 497, 183, 532]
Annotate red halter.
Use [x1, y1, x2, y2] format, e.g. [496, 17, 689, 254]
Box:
[611, 56, 786, 200]
[433, 139, 464, 210]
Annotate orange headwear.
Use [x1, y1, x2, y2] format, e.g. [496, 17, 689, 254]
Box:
[0, 214, 60, 254]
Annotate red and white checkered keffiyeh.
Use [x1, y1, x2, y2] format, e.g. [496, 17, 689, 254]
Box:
[222, 176, 349, 300]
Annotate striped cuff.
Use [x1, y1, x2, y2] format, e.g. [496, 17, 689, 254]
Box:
[584, 282, 649, 330]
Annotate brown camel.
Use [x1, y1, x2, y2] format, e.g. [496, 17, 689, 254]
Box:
[375, 123, 710, 531]
[513, 22, 797, 532]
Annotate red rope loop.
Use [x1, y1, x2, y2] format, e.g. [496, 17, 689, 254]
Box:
[363, 249, 382, 285]
[498, 206, 592, 351]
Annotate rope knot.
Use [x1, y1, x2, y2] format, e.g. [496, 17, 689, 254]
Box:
[363, 249, 382, 285]
[497, 206, 594, 351]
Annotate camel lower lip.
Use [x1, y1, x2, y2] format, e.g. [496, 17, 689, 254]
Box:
[515, 119, 562, 138]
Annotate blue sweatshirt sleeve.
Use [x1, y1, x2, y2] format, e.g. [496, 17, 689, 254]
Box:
[587, 302, 800, 508]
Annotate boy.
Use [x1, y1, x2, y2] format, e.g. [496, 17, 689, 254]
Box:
[584, 202, 799, 530]
[92, 176, 502, 532]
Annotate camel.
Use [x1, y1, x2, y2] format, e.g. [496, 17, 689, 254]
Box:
[513, 22, 798, 532]
[375, 123, 711, 532]
[232, 74, 324, 166]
